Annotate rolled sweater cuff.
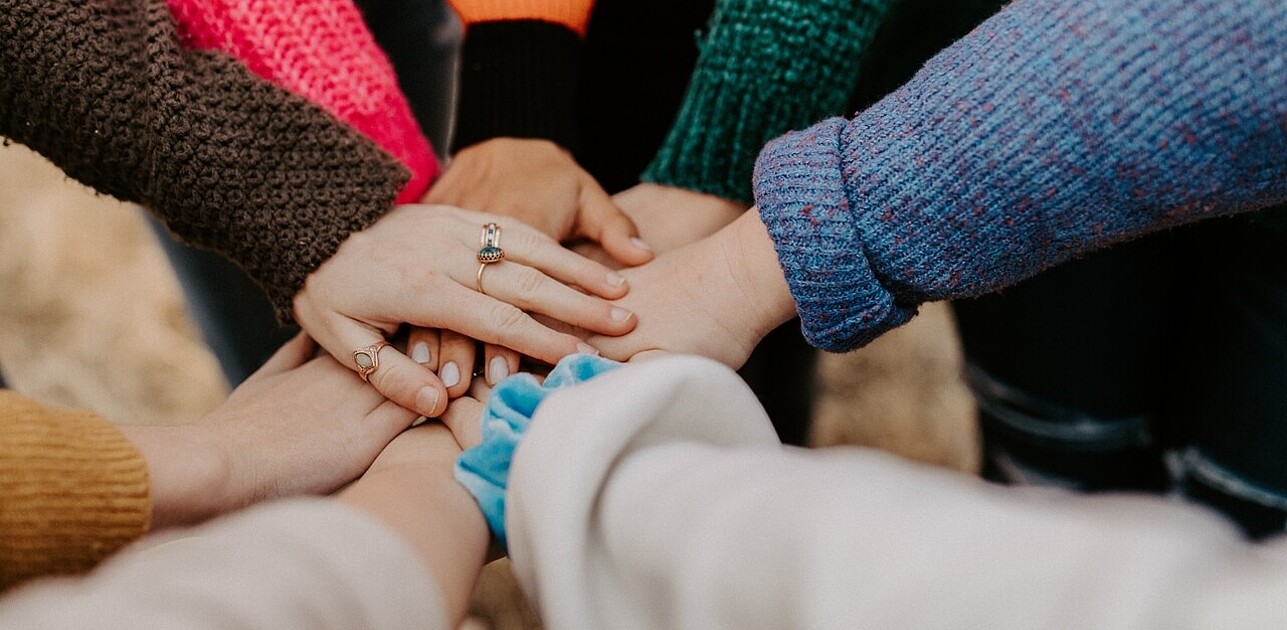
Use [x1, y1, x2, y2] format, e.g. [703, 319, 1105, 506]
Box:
[452, 21, 582, 153]
[753, 118, 914, 352]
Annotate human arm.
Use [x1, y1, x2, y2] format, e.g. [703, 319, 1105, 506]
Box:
[502, 356, 1287, 629]
[595, 0, 1287, 362]
[428, 1, 651, 265]
[0, 421, 485, 630]
[0, 334, 422, 591]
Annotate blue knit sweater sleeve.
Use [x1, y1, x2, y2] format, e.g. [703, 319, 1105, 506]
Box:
[752, 0, 1287, 352]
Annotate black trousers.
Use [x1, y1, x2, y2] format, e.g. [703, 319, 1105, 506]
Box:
[956, 218, 1287, 539]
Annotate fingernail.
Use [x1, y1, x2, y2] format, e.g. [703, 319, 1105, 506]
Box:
[631, 237, 653, 252]
[610, 307, 633, 322]
[607, 272, 627, 288]
[415, 386, 440, 416]
[576, 343, 600, 356]
[440, 361, 460, 388]
[411, 341, 431, 364]
[488, 356, 509, 384]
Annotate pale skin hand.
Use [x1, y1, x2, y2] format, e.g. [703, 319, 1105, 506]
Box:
[611, 183, 749, 256]
[338, 415, 488, 626]
[586, 210, 798, 368]
[416, 138, 654, 394]
[293, 204, 636, 419]
[119, 334, 419, 530]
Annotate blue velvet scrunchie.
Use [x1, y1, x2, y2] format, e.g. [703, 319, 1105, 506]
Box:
[454, 353, 620, 550]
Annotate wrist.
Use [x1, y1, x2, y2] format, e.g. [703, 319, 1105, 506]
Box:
[719, 210, 797, 340]
[120, 424, 235, 530]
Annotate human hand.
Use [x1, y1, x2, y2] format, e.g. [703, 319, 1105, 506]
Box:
[612, 183, 749, 255]
[425, 138, 654, 266]
[293, 204, 637, 418]
[586, 211, 797, 368]
[126, 334, 420, 528]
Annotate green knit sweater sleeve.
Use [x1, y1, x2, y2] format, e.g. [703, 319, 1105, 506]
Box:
[641, 0, 893, 204]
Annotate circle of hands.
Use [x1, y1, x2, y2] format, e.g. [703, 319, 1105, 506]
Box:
[184, 137, 796, 530]
[292, 137, 763, 421]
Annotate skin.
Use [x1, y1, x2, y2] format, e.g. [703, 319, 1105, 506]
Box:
[119, 334, 421, 529]
[293, 204, 635, 419]
[337, 406, 489, 625]
[587, 210, 797, 368]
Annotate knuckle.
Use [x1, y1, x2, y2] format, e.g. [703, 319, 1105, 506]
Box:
[489, 303, 529, 340]
[372, 363, 417, 406]
[515, 266, 545, 298]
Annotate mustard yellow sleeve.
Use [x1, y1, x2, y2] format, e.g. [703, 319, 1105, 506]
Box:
[0, 391, 150, 591]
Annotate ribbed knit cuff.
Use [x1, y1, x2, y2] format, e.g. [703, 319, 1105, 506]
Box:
[447, 0, 596, 35]
[642, 0, 891, 204]
[752, 119, 915, 352]
[452, 21, 582, 153]
[0, 393, 150, 590]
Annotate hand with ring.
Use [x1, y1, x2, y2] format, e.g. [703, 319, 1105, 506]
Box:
[293, 204, 637, 418]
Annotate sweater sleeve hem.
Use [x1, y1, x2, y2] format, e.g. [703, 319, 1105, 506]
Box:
[452, 21, 582, 153]
[752, 119, 915, 352]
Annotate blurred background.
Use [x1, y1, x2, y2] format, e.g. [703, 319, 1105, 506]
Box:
[0, 141, 976, 628]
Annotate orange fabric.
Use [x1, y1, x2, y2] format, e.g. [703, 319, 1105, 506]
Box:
[447, 0, 596, 35]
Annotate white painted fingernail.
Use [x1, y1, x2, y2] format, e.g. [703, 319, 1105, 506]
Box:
[576, 343, 600, 356]
[411, 341, 431, 364]
[611, 307, 633, 322]
[488, 356, 509, 384]
[631, 237, 653, 252]
[440, 361, 460, 388]
[415, 386, 440, 416]
[607, 272, 627, 287]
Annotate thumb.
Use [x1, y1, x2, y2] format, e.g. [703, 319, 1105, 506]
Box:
[578, 187, 654, 267]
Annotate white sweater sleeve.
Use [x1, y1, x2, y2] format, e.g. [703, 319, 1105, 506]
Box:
[0, 499, 446, 630]
[506, 356, 1287, 630]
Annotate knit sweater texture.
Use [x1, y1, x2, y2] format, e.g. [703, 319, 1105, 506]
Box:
[753, 0, 1287, 352]
[448, 0, 890, 203]
[166, 0, 438, 202]
[640, 0, 892, 203]
[0, 393, 150, 592]
[0, 0, 410, 319]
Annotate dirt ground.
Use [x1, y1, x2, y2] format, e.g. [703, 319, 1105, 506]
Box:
[0, 142, 977, 628]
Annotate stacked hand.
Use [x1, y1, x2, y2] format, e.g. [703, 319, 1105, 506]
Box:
[293, 204, 637, 418]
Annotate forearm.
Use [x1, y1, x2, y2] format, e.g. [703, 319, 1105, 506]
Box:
[338, 435, 488, 623]
[642, 0, 893, 203]
[510, 357, 1287, 629]
[0, 0, 407, 319]
[754, 0, 1287, 351]
[116, 425, 232, 531]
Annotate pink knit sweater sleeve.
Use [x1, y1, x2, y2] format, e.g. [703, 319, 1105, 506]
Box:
[165, 0, 438, 202]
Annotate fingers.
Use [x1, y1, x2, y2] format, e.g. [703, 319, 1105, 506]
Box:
[440, 396, 485, 450]
[438, 330, 476, 399]
[423, 288, 598, 365]
[501, 225, 630, 299]
[478, 262, 637, 336]
[578, 187, 654, 267]
[325, 319, 448, 418]
[407, 327, 441, 371]
[363, 398, 422, 443]
[483, 344, 519, 386]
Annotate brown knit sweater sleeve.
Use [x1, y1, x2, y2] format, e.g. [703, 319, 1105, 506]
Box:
[0, 1, 408, 319]
[0, 392, 151, 592]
